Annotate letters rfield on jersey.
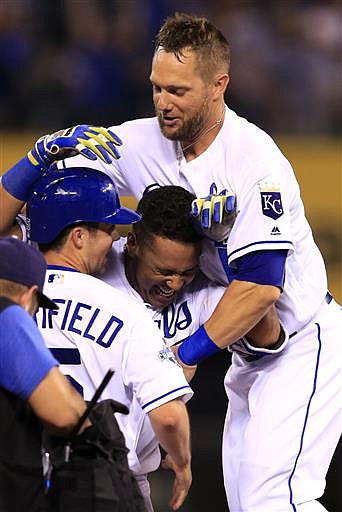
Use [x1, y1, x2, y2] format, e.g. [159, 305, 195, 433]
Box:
[36, 297, 124, 348]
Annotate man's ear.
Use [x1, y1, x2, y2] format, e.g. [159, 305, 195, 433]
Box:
[18, 285, 38, 315]
[70, 226, 87, 248]
[125, 231, 138, 256]
[212, 73, 229, 100]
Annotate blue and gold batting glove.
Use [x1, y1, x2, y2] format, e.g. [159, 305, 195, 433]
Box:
[1, 125, 122, 201]
[191, 185, 236, 241]
[28, 124, 122, 168]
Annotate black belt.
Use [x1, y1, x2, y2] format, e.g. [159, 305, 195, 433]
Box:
[289, 291, 333, 339]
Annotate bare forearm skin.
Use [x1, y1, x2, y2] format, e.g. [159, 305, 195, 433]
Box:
[204, 279, 281, 349]
[148, 399, 191, 468]
[28, 367, 90, 436]
[0, 183, 24, 236]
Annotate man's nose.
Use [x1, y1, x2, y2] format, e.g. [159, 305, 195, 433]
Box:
[166, 274, 185, 291]
[156, 91, 172, 111]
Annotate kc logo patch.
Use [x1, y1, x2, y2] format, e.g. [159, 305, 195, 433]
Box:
[259, 182, 284, 220]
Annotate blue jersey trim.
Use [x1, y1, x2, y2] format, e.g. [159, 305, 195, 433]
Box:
[47, 265, 80, 272]
[141, 385, 191, 410]
[231, 250, 288, 288]
[287, 323, 322, 511]
[228, 240, 293, 261]
[217, 245, 230, 280]
[49, 347, 81, 365]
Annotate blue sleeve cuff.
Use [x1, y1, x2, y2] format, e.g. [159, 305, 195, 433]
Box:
[1, 155, 44, 201]
[178, 324, 220, 366]
[229, 249, 288, 289]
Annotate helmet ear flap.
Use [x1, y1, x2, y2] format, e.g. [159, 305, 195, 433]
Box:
[27, 167, 140, 244]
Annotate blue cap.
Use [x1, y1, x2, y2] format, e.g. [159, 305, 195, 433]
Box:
[0, 237, 58, 310]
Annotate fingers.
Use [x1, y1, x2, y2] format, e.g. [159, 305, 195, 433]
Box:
[75, 126, 122, 163]
[43, 124, 122, 164]
[224, 193, 235, 214]
[88, 126, 123, 146]
[161, 454, 191, 510]
[209, 182, 217, 195]
[168, 471, 192, 511]
[213, 196, 224, 224]
[76, 134, 120, 163]
[169, 485, 188, 511]
[191, 198, 204, 219]
[191, 193, 236, 229]
[192, 196, 223, 228]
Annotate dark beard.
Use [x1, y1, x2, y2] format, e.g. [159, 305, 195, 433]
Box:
[156, 100, 209, 143]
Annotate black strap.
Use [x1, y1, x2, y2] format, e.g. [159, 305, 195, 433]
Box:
[326, 291, 333, 304]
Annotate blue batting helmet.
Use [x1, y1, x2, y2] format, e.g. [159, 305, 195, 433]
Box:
[27, 166, 141, 244]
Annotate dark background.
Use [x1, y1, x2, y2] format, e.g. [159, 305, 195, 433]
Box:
[0, 1, 340, 510]
[0, 0, 340, 135]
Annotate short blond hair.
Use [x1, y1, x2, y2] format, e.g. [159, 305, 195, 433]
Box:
[155, 12, 230, 82]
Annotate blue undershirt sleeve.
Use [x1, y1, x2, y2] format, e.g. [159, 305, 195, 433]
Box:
[0, 305, 58, 399]
[229, 249, 288, 289]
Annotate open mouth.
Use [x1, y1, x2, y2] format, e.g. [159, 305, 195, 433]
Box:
[163, 118, 179, 128]
[154, 285, 175, 298]
[159, 113, 179, 127]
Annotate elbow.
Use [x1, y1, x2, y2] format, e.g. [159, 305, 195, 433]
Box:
[149, 400, 188, 435]
[260, 284, 281, 309]
[158, 413, 180, 433]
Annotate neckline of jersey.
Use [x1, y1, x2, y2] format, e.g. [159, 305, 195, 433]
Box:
[47, 265, 80, 273]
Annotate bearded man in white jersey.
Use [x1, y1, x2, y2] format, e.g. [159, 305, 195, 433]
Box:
[1, 13, 341, 511]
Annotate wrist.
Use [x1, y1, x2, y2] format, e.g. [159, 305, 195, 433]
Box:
[28, 137, 51, 169]
[1, 155, 45, 201]
[243, 323, 289, 354]
[177, 324, 220, 366]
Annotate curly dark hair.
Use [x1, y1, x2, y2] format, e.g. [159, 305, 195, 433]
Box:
[133, 185, 203, 245]
[154, 12, 230, 81]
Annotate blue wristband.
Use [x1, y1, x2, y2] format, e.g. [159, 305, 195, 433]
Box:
[1, 155, 44, 201]
[178, 324, 221, 366]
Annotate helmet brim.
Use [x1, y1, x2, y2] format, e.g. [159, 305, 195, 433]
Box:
[111, 207, 141, 225]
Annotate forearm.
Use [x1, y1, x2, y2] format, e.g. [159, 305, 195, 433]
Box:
[245, 304, 281, 347]
[205, 279, 281, 348]
[28, 367, 89, 436]
[148, 399, 191, 468]
[0, 183, 25, 236]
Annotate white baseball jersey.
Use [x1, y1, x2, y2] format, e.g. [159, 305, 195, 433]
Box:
[101, 238, 226, 475]
[59, 107, 342, 510]
[60, 106, 327, 335]
[35, 266, 193, 475]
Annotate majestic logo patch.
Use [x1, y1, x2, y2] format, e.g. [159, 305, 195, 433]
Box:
[271, 226, 281, 235]
[259, 182, 284, 220]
